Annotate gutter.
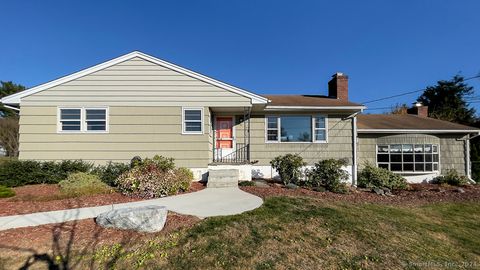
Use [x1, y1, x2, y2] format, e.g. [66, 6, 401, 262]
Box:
[3, 105, 20, 111]
[264, 106, 366, 111]
[358, 129, 480, 134]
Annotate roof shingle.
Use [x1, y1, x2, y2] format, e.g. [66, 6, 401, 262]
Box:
[357, 114, 479, 131]
[264, 95, 363, 107]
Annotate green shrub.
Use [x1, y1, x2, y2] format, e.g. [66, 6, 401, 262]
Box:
[270, 154, 307, 185]
[358, 163, 408, 190]
[0, 159, 93, 187]
[0, 185, 15, 198]
[116, 161, 193, 198]
[59, 172, 112, 196]
[92, 162, 130, 187]
[432, 169, 470, 186]
[239, 181, 255, 187]
[131, 155, 175, 171]
[307, 158, 350, 193]
[175, 167, 194, 192]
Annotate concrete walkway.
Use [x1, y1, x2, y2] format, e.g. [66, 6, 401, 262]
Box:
[0, 187, 263, 231]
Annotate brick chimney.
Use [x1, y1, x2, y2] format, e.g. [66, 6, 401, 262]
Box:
[328, 72, 349, 100]
[407, 102, 429, 117]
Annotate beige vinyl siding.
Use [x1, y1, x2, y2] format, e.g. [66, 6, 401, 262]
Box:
[19, 106, 211, 167]
[357, 133, 467, 175]
[21, 57, 251, 107]
[243, 113, 353, 166]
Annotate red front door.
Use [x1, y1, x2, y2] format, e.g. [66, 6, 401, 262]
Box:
[216, 117, 233, 149]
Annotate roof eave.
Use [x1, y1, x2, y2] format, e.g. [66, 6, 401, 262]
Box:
[1, 51, 269, 105]
[357, 129, 480, 134]
[264, 105, 366, 111]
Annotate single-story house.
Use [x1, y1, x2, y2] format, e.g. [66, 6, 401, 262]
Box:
[2, 51, 479, 184]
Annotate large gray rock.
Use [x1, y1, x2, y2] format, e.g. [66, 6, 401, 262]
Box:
[96, 205, 167, 233]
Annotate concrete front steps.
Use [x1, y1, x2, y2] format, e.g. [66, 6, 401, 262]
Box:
[207, 169, 239, 188]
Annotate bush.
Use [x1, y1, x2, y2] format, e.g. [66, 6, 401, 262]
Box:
[116, 160, 194, 198]
[130, 156, 142, 168]
[59, 172, 112, 196]
[239, 181, 255, 187]
[358, 163, 408, 190]
[92, 162, 130, 187]
[175, 167, 194, 192]
[0, 185, 15, 198]
[0, 159, 93, 187]
[270, 154, 307, 185]
[307, 158, 350, 193]
[432, 169, 470, 186]
[133, 155, 176, 171]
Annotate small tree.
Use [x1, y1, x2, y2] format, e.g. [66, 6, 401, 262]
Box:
[270, 154, 307, 185]
[390, 103, 408, 115]
[0, 116, 19, 157]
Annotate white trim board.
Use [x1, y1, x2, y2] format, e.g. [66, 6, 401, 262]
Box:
[264, 106, 366, 111]
[358, 129, 480, 134]
[1, 51, 269, 105]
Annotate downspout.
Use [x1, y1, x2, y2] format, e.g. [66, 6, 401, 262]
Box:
[343, 111, 360, 186]
[465, 132, 480, 181]
[352, 116, 358, 186]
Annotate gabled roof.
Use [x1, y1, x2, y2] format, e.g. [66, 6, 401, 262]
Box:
[264, 95, 365, 110]
[357, 114, 480, 133]
[1, 51, 269, 105]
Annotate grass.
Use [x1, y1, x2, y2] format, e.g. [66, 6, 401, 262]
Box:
[78, 196, 480, 269]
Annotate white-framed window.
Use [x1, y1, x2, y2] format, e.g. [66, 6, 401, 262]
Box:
[266, 115, 328, 143]
[377, 144, 439, 172]
[58, 107, 108, 133]
[182, 107, 203, 134]
[59, 108, 82, 132]
[314, 115, 327, 142]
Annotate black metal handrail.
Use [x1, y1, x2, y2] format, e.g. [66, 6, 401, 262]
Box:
[214, 143, 250, 163]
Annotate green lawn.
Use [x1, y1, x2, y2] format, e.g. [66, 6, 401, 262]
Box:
[89, 196, 480, 269]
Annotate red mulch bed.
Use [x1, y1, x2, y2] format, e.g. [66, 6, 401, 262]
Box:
[0, 212, 200, 267]
[241, 182, 480, 206]
[0, 182, 206, 217]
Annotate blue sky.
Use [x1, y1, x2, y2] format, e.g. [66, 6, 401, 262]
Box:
[1, 0, 479, 113]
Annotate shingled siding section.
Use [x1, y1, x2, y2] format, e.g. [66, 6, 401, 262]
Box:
[244, 113, 354, 166]
[18, 57, 252, 167]
[21, 57, 251, 107]
[19, 106, 212, 167]
[357, 133, 467, 175]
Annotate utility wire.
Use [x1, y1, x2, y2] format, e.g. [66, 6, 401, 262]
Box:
[362, 74, 480, 104]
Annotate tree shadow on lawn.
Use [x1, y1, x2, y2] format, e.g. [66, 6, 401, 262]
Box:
[0, 198, 189, 270]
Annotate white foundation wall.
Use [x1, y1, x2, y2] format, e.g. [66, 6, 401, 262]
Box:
[400, 173, 439, 183]
[251, 165, 354, 184]
[190, 164, 253, 182]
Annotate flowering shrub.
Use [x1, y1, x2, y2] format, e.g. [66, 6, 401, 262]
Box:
[116, 159, 193, 198]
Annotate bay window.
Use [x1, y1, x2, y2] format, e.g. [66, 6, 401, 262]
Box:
[377, 144, 439, 172]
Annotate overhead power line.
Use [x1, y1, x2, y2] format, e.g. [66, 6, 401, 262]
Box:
[362, 74, 480, 104]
